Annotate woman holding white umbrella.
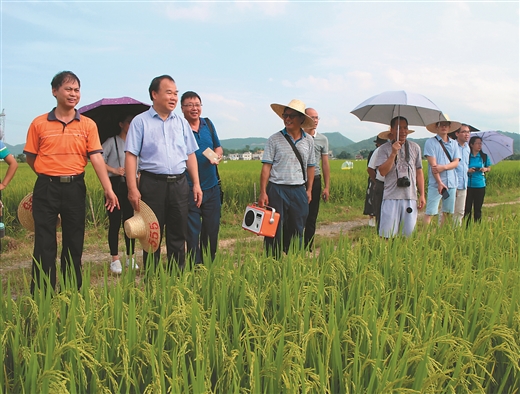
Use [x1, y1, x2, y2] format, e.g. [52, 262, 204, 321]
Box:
[464, 136, 492, 223]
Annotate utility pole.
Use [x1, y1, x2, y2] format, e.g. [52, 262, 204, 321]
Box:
[0, 109, 6, 253]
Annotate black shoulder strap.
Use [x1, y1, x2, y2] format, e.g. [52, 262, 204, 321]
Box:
[281, 131, 306, 182]
[204, 117, 221, 181]
[437, 137, 453, 162]
[204, 117, 218, 148]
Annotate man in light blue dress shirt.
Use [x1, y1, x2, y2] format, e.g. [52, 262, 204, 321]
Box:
[423, 119, 461, 226]
[125, 75, 202, 271]
[452, 124, 471, 226]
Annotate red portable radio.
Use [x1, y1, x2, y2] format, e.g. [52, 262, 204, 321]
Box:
[242, 203, 280, 238]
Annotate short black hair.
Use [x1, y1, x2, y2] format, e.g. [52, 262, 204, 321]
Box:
[148, 75, 175, 101]
[181, 91, 202, 105]
[390, 116, 408, 128]
[51, 71, 80, 90]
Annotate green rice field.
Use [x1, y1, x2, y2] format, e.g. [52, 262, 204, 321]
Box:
[0, 160, 519, 393]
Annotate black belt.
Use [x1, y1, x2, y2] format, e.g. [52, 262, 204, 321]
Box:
[141, 170, 185, 183]
[40, 173, 85, 183]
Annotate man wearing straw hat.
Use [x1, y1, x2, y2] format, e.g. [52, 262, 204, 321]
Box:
[125, 75, 202, 271]
[368, 128, 415, 231]
[258, 99, 316, 257]
[374, 116, 425, 238]
[23, 71, 119, 294]
[423, 117, 461, 226]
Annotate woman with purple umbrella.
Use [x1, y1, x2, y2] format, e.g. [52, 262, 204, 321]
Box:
[102, 113, 138, 273]
[464, 136, 492, 224]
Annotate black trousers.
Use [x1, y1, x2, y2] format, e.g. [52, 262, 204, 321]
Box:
[304, 175, 321, 250]
[372, 180, 385, 230]
[139, 173, 189, 270]
[106, 177, 135, 257]
[31, 174, 86, 293]
[465, 187, 486, 223]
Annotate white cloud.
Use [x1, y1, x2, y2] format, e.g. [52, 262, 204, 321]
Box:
[203, 93, 245, 108]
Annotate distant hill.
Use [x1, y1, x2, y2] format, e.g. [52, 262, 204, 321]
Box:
[219, 137, 267, 151]
[4, 130, 518, 159]
[220, 131, 355, 153]
[5, 143, 24, 156]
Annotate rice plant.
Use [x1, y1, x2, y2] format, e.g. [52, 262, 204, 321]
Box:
[1, 207, 518, 393]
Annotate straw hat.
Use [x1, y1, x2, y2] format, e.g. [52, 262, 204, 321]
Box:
[426, 114, 462, 133]
[377, 129, 415, 141]
[270, 99, 315, 129]
[18, 192, 61, 232]
[124, 200, 160, 253]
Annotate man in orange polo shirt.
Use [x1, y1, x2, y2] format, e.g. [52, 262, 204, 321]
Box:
[24, 71, 119, 294]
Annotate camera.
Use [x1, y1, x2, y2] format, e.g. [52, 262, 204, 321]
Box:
[396, 176, 411, 187]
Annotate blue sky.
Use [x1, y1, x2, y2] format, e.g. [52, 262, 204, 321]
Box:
[1, 1, 518, 146]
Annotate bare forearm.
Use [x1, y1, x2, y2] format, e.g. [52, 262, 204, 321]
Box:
[322, 156, 330, 189]
[0, 155, 18, 187]
[90, 154, 113, 191]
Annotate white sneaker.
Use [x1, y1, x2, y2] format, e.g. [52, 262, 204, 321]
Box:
[368, 217, 376, 227]
[110, 260, 123, 274]
[126, 256, 139, 270]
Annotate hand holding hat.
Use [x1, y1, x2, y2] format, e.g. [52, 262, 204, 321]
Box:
[124, 200, 160, 253]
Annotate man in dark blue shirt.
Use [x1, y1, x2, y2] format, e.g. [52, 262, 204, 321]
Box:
[181, 91, 223, 265]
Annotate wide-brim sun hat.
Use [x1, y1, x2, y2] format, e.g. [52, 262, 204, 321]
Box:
[270, 99, 315, 129]
[377, 129, 415, 141]
[18, 192, 61, 232]
[124, 200, 160, 253]
[426, 114, 462, 133]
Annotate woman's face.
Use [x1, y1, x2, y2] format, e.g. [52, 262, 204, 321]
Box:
[471, 139, 483, 152]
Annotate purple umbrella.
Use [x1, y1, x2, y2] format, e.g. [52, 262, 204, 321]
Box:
[78, 97, 150, 143]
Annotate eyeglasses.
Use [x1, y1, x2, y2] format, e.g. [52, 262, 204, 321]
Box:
[310, 116, 320, 120]
[182, 103, 202, 109]
[437, 122, 451, 128]
[282, 113, 301, 119]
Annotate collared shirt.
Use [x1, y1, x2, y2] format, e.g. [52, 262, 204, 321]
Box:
[455, 141, 470, 190]
[125, 107, 198, 175]
[468, 152, 492, 188]
[262, 128, 316, 185]
[311, 132, 329, 176]
[423, 135, 461, 189]
[0, 141, 11, 160]
[186, 117, 221, 190]
[374, 140, 422, 200]
[24, 108, 102, 176]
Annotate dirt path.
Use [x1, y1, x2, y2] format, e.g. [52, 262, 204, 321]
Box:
[1, 199, 519, 277]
